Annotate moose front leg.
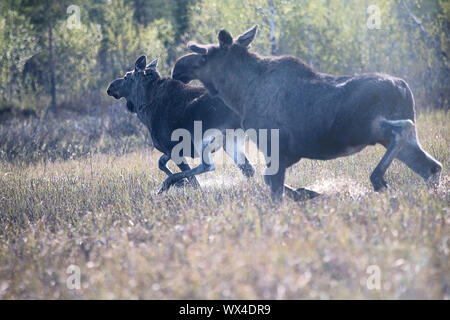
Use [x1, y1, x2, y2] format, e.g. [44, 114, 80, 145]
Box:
[176, 157, 201, 189]
[157, 154, 189, 188]
[158, 154, 173, 176]
[157, 137, 216, 194]
[224, 136, 255, 178]
[285, 186, 320, 201]
[264, 163, 319, 202]
[264, 166, 287, 202]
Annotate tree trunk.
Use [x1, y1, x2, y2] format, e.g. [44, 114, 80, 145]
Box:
[268, 0, 276, 55]
[402, 0, 448, 69]
[308, 39, 315, 69]
[48, 24, 56, 112]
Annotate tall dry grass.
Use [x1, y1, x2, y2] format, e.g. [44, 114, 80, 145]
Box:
[0, 103, 150, 163]
[0, 111, 448, 299]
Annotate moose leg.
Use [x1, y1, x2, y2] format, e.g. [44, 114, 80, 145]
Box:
[224, 136, 255, 178]
[238, 157, 255, 178]
[395, 129, 442, 187]
[158, 154, 189, 188]
[285, 186, 320, 201]
[370, 119, 414, 191]
[262, 133, 318, 201]
[176, 158, 201, 189]
[264, 168, 319, 202]
[264, 166, 286, 201]
[158, 154, 173, 176]
[157, 137, 215, 194]
[283, 163, 319, 201]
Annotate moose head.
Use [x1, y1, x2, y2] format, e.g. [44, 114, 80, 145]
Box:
[107, 55, 159, 113]
[172, 25, 258, 96]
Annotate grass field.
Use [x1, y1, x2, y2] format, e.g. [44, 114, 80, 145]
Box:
[0, 111, 448, 299]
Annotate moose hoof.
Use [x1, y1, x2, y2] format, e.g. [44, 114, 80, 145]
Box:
[371, 175, 388, 192]
[293, 188, 320, 201]
[174, 178, 189, 188]
[239, 164, 256, 178]
[243, 167, 255, 178]
[188, 179, 201, 189]
[426, 163, 442, 189]
[157, 177, 174, 194]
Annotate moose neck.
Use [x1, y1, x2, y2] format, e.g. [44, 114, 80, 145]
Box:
[133, 78, 160, 128]
[137, 77, 197, 130]
[210, 47, 262, 120]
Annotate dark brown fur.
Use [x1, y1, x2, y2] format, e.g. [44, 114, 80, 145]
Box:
[107, 56, 254, 192]
[172, 26, 442, 200]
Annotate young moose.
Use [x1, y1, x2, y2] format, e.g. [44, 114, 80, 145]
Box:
[107, 55, 255, 193]
[172, 25, 442, 200]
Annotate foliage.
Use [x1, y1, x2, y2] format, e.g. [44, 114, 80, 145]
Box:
[189, 0, 449, 109]
[100, 0, 169, 79]
[0, 0, 448, 112]
[52, 21, 103, 104]
[0, 9, 38, 102]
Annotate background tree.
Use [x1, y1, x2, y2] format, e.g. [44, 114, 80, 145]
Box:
[0, 0, 448, 114]
[0, 6, 38, 104]
[11, 0, 75, 112]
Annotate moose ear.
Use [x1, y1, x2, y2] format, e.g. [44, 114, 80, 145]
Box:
[146, 57, 159, 71]
[218, 29, 233, 49]
[236, 25, 258, 48]
[187, 42, 208, 55]
[135, 55, 147, 72]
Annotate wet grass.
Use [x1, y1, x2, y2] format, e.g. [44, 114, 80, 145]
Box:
[0, 110, 448, 299]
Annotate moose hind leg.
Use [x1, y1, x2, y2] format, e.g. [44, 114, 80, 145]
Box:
[395, 130, 442, 187]
[370, 119, 414, 191]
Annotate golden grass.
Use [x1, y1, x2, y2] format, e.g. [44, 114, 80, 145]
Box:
[0, 111, 448, 299]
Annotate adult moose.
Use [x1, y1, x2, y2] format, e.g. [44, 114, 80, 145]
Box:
[107, 55, 255, 193]
[172, 25, 442, 201]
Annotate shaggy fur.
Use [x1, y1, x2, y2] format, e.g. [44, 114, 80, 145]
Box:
[172, 25, 442, 200]
[107, 56, 254, 192]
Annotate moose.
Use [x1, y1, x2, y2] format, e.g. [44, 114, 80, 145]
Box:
[107, 55, 255, 193]
[172, 25, 442, 200]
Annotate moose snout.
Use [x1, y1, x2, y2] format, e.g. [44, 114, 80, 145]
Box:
[106, 84, 114, 96]
[106, 84, 119, 99]
[172, 71, 191, 84]
[107, 78, 126, 99]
